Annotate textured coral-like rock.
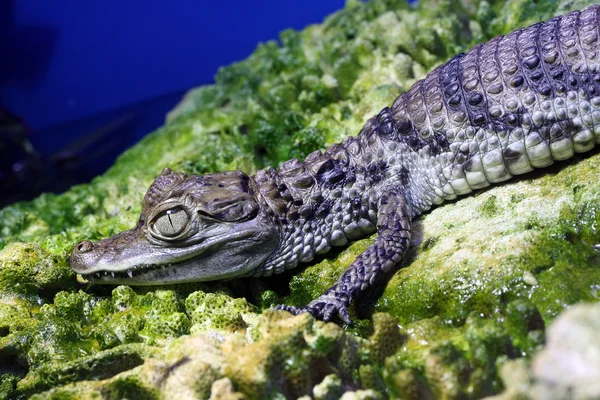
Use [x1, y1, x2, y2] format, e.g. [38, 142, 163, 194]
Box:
[339, 389, 384, 400]
[208, 378, 246, 400]
[531, 303, 600, 399]
[185, 291, 253, 334]
[2, 0, 600, 399]
[223, 312, 358, 399]
[0, 243, 73, 297]
[366, 312, 405, 364]
[313, 374, 344, 400]
[484, 303, 600, 400]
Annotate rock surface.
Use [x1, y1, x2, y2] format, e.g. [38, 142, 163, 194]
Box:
[531, 303, 600, 399]
[484, 303, 600, 400]
[1, 0, 600, 398]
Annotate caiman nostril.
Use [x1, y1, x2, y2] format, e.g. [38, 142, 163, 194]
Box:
[76, 240, 94, 253]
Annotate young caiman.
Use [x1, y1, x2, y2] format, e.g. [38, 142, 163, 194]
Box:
[70, 6, 600, 323]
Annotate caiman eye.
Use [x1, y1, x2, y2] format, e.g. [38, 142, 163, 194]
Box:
[153, 208, 189, 237]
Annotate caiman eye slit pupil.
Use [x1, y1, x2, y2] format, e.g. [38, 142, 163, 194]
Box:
[153, 208, 189, 237]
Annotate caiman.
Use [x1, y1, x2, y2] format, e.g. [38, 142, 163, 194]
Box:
[70, 6, 600, 323]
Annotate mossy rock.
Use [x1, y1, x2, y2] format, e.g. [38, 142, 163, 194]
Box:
[1, 0, 600, 398]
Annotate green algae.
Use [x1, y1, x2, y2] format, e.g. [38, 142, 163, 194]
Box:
[185, 291, 253, 333]
[1, 0, 600, 398]
[0, 243, 74, 300]
[21, 312, 402, 400]
[477, 195, 500, 218]
[19, 344, 160, 397]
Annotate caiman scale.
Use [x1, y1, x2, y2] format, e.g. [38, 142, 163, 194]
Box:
[71, 6, 600, 323]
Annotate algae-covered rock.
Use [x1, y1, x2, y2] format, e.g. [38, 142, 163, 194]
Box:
[531, 303, 600, 399]
[313, 374, 344, 400]
[208, 378, 246, 400]
[0, 243, 74, 299]
[484, 303, 600, 400]
[185, 291, 254, 334]
[23, 312, 403, 399]
[1, 0, 600, 398]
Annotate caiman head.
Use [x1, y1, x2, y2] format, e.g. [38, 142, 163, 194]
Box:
[70, 168, 279, 285]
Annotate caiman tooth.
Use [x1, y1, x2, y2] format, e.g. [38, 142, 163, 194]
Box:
[127, 270, 133, 278]
[110, 272, 115, 278]
[96, 272, 101, 278]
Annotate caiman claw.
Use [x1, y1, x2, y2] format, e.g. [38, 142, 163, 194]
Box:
[274, 294, 351, 324]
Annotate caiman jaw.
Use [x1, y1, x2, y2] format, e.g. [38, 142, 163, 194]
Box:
[78, 262, 179, 284]
[76, 258, 210, 285]
[71, 226, 276, 285]
[69, 169, 279, 285]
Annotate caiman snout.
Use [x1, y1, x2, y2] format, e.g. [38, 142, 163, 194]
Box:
[74, 240, 94, 254]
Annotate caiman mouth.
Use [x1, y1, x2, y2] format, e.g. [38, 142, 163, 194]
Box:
[71, 226, 276, 285]
[77, 260, 183, 284]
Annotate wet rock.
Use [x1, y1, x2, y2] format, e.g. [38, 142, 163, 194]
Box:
[339, 389, 384, 400]
[531, 303, 600, 399]
[208, 378, 246, 400]
[313, 374, 343, 400]
[485, 303, 600, 400]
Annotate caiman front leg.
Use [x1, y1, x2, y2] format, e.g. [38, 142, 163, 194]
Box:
[276, 190, 412, 323]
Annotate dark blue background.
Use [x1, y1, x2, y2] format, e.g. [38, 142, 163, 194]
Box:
[0, 1, 345, 155]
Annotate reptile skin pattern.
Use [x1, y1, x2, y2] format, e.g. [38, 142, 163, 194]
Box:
[263, 6, 600, 321]
[70, 6, 600, 324]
